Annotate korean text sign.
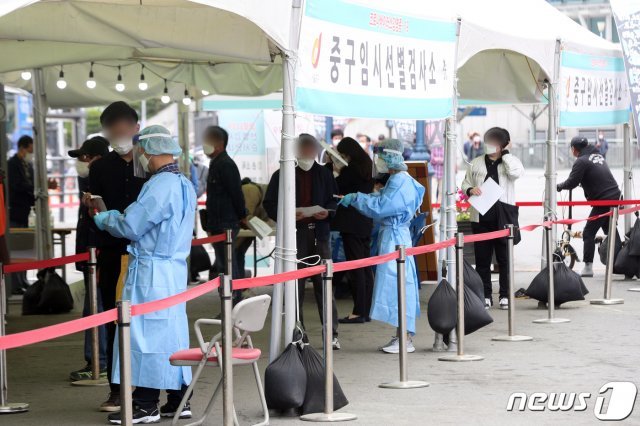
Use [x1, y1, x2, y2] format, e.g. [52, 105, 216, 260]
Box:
[295, 0, 457, 120]
[559, 50, 630, 127]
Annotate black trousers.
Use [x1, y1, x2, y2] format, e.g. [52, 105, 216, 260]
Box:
[235, 237, 254, 278]
[297, 226, 338, 338]
[210, 227, 242, 304]
[97, 248, 124, 394]
[341, 233, 374, 317]
[583, 206, 610, 263]
[471, 221, 508, 299]
[133, 385, 189, 409]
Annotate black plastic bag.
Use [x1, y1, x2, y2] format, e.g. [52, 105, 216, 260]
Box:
[525, 262, 588, 305]
[613, 244, 640, 278]
[427, 278, 457, 335]
[463, 260, 484, 301]
[22, 279, 44, 315]
[190, 245, 211, 274]
[628, 219, 640, 257]
[464, 289, 493, 334]
[264, 341, 307, 410]
[598, 232, 622, 265]
[37, 268, 74, 314]
[300, 344, 348, 415]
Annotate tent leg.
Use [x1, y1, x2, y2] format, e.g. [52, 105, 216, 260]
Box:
[31, 68, 53, 260]
[177, 103, 191, 179]
[623, 119, 632, 234]
[268, 173, 285, 361]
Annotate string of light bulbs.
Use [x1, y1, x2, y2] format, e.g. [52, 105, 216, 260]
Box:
[19, 61, 212, 105]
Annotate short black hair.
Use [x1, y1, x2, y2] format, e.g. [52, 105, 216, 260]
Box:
[17, 135, 33, 150]
[330, 128, 344, 139]
[100, 101, 139, 128]
[358, 134, 371, 143]
[570, 136, 589, 151]
[204, 125, 229, 148]
[298, 133, 319, 150]
[484, 127, 510, 148]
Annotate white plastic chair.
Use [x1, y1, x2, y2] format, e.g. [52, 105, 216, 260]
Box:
[169, 294, 271, 426]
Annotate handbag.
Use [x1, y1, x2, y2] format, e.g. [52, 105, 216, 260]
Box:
[496, 201, 521, 245]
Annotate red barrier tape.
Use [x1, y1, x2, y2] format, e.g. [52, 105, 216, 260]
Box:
[333, 251, 399, 273]
[191, 234, 226, 246]
[234, 265, 326, 290]
[132, 278, 220, 316]
[432, 199, 640, 209]
[3, 252, 90, 274]
[406, 238, 456, 256]
[464, 229, 510, 243]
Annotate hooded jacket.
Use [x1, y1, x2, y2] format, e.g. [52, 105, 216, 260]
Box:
[557, 145, 620, 201]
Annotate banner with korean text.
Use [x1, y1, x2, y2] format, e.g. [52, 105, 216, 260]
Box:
[558, 50, 630, 128]
[295, 0, 457, 120]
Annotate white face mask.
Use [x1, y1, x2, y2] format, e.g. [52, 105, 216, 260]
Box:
[375, 157, 389, 173]
[24, 153, 34, 163]
[139, 153, 151, 173]
[297, 158, 314, 172]
[75, 161, 90, 178]
[485, 144, 498, 155]
[203, 143, 215, 156]
[111, 138, 133, 156]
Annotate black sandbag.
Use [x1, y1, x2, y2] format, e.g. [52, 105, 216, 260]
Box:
[598, 232, 622, 265]
[22, 279, 44, 315]
[628, 219, 640, 256]
[264, 342, 307, 410]
[36, 268, 74, 314]
[427, 278, 457, 335]
[300, 344, 348, 415]
[463, 260, 484, 301]
[525, 262, 587, 305]
[464, 289, 493, 335]
[190, 245, 211, 274]
[613, 244, 640, 278]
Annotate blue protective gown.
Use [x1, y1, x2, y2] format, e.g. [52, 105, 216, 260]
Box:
[350, 172, 425, 334]
[101, 171, 196, 390]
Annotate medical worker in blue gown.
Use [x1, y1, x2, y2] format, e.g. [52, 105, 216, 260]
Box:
[339, 139, 425, 354]
[94, 125, 196, 424]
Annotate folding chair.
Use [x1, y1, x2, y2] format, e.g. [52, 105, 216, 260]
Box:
[169, 295, 271, 426]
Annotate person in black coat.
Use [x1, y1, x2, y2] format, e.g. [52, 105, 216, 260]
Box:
[7, 136, 35, 227]
[263, 134, 341, 349]
[332, 137, 375, 323]
[557, 137, 621, 277]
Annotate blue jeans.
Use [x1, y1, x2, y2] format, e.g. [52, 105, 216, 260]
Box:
[82, 270, 107, 369]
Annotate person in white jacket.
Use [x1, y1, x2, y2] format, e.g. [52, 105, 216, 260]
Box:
[461, 127, 524, 310]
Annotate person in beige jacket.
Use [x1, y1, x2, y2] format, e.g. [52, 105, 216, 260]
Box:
[461, 127, 524, 310]
[235, 177, 271, 278]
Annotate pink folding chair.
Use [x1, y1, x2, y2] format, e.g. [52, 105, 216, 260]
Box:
[169, 295, 271, 426]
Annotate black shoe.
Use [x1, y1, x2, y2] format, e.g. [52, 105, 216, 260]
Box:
[365, 316, 371, 322]
[338, 316, 366, 324]
[160, 401, 192, 419]
[108, 405, 160, 424]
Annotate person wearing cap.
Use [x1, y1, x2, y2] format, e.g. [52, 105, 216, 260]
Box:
[93, 125, 196, 424]
[462, 127, 524, 310]
[339, 139, 425, 354]
[557, 136, 621, 277]
[263, 133, 341, 349]
[67, 136, 110, 382]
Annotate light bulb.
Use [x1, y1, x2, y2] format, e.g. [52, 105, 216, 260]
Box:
[161, 94, 171, 104]
[138, 81, 148, 91]
[115, 82, 125, 92]
[86, 69, 96, 89]
[201, 89, 210, 96]
[56, 69, 67, 89]
[21, 71, 32, 81]
[182, 87, 191, 106]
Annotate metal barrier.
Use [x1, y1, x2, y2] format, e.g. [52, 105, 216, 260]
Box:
[492, 225, 533, 342]
[117, 300, 133, 426]
[380, 246, 430, 386]
[301, 260, 357, 422]
[533, 223, 570, 324]
[0, 264, 29, 414]
[72, 247, 108, 386]
[439, 234, 483, 362]
[591, 208, 624, 305]
[221, 229, 234, 426]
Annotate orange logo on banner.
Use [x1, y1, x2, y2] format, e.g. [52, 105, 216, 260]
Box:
[311, 33, 322, 68]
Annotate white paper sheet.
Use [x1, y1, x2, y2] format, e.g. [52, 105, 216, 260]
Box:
[468, 178, 505, 216]
[296, 205, 328, 217]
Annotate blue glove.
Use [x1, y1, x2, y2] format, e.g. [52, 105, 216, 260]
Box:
[338, 193, 356, 208]
[93, 211, 110, 231]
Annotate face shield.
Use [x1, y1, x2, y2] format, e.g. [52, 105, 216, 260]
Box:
[372, 145, 405, 176]
[131, 135, 148, 178]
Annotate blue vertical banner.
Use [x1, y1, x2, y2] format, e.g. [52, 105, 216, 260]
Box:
[295, 0, 456, 120]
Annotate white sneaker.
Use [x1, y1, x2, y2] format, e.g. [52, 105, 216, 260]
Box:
[378, 336, 397, 351]
[580, 262, 594, 277]
[332, 337, 341, 350]
[381, 337, 415, 354]
[499, 298, 508, 310]
[484, 298, 492, 310]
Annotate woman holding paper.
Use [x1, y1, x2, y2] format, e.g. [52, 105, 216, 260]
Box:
[461, 127, 524, 310]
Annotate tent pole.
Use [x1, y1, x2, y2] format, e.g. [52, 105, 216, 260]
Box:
[544, 39, 561, 247]
[623, 118, 632, 234]
[177, 103, 191, 178]
[268, 172, 285, 361]
[31, 68, 53, 260]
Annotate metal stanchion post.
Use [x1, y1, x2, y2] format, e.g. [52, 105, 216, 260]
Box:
[533, 224, 570, 324]
[301, 260, 357, 422]
[439, 234, 483, 362]
[592, 208, 624, 304]
[0, 265, 29, 414]
[219, 274, 234, 426]
[117, 300, 133, 426]
[380, 246, 430, 387]
[225, 229, 233, 277]
[73, 247, 108, 386]
[493, 225, 533, 342]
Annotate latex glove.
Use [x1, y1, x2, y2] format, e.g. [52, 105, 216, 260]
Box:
[338, 193, 356, 208]
[556, 184, 562, 192]
[93, 211, 110, 231]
